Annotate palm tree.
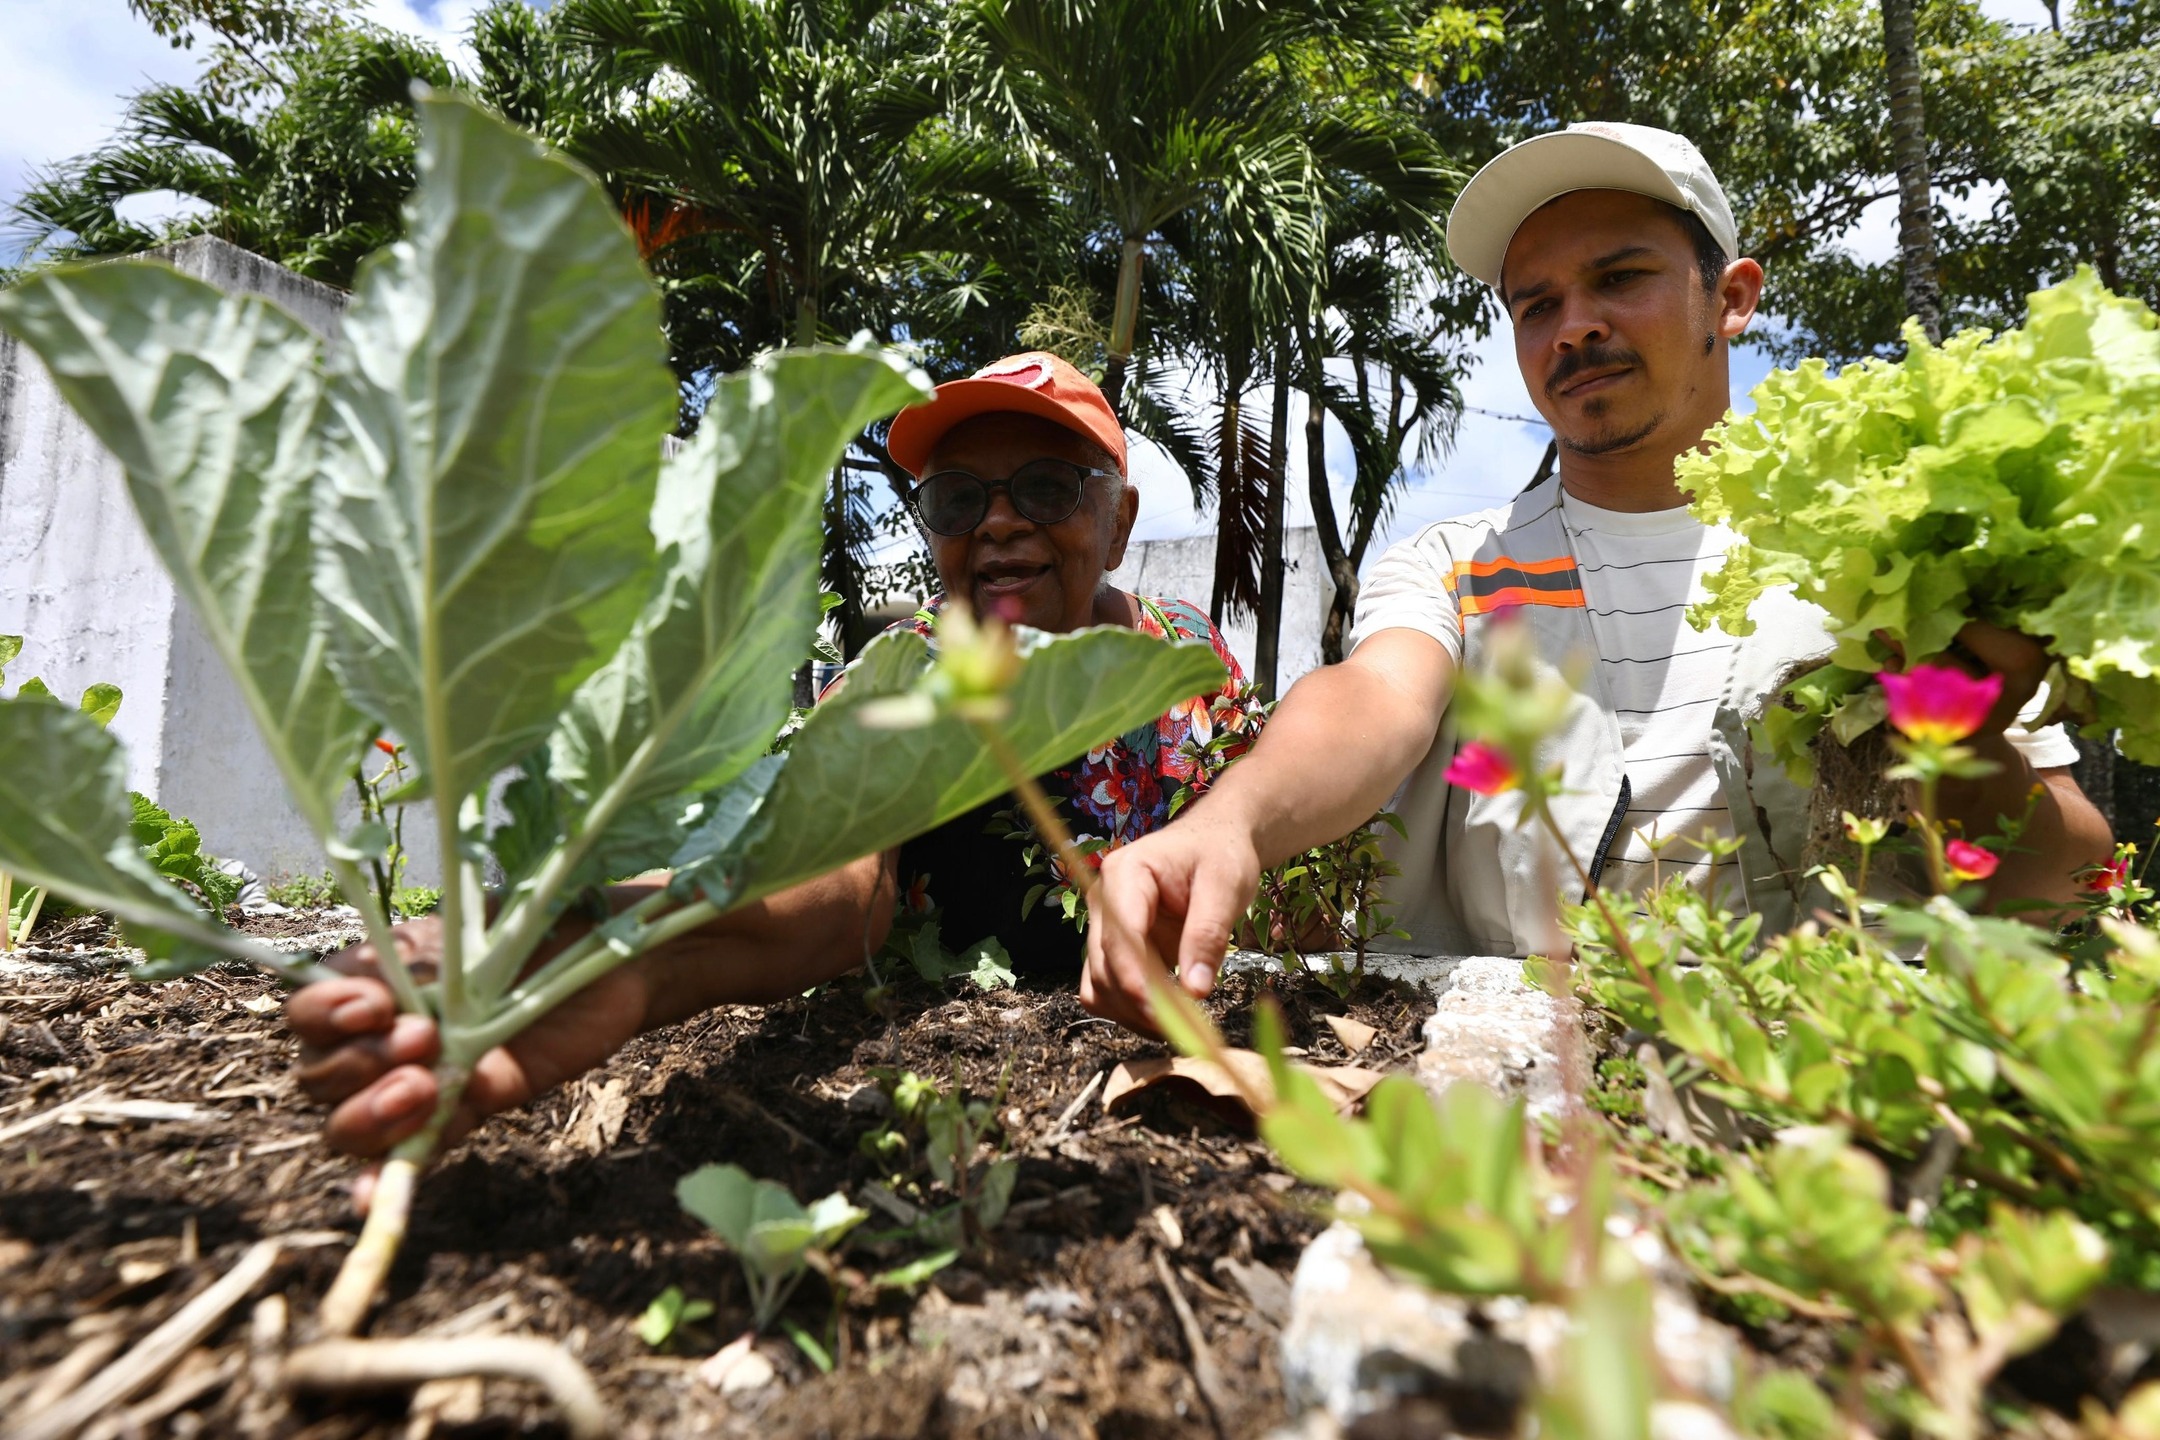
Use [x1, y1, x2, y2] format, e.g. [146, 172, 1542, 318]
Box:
[6, 24, 455, 287]
[1881, 0, 1943, 341]
[560, 0, 1045, 360]
[948, 0, 1407, 413]
[555, 0, 1053, 640]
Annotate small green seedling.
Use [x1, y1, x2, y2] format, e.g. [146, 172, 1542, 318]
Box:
[634, 1284, 714, 1349]
[859, 1061, 1017, 1247]
[676, 1163, 868, 1331]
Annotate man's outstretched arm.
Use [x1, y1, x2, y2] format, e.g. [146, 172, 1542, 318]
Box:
[1081, 628, 1455, 1033]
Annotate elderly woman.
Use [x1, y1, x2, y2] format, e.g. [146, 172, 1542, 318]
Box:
[287, 352, 1258, 1161]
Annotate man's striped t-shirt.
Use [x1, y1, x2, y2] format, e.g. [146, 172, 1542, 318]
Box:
[1557, 491, 1741, 900]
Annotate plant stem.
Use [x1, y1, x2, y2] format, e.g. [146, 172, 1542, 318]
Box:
[0, 871, 13, 953]
[975, 725, 1095, 900]
[328, 858, 426, 1018]
[317, 1070, 469, 1337]
[1916, 774, 1952, 895]
[451, 891, 709, 1064]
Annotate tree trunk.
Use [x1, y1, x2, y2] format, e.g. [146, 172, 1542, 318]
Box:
[1882, 0, 1943, 343]
[1254, 342, 1291, 699]
[1306, 380, 1358, 666]
[1100, 237, 1147, 415]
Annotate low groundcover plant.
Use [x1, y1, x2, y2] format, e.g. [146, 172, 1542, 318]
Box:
[0, 88, 1224, 1355]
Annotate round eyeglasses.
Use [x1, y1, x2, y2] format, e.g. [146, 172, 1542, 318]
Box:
[908, 459, 1117, 537]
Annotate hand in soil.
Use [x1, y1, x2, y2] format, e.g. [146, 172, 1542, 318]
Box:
[1083, 815, 1262, 1035]
[290, 916, 650, 1176]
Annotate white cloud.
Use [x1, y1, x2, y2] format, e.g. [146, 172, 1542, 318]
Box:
[112, 188, 215, 229]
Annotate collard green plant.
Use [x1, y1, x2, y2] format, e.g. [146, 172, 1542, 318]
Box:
[1687, 269, 2160, 777]
[676, 1163, 868, 1332]
[0, 90, 1226, 1339]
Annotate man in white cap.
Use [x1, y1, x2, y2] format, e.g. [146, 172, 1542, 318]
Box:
[1079, 122, 2112, 1033]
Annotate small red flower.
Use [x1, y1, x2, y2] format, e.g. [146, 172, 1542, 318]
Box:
[374, 737, 398, 756]
[2082, 858, 2132, 894]
[1443, 741, 1518, 796]
[1880, 665, 2002, 746]
[1946, 839, 1999, 883]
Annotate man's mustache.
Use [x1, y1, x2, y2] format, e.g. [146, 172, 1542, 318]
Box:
[1546, 344, 1644, 398]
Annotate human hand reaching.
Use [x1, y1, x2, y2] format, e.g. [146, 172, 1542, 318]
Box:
[1080, 814, 1262, 1036]
[286, 916, 649, 1173]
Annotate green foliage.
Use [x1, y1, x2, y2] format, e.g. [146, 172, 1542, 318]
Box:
[676, 1163, 868, 1331]
[1414, 0, 2160, 366]
[266, 871, 340, 909]
[634, 1284, 713, 1348]
[130, 794, 243, 915]
[1688, 271, 2160, 774]
[1246, 809, 1409, 992]
[858, 1062, 1018, 1247]
[882, 915, 1017, 992]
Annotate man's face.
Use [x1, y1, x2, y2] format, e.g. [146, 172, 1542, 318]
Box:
[919, 412, 1138, 633]
[1500, 190, 1725, 459]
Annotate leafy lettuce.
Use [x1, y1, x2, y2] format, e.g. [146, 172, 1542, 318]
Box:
[1686, 268, 2160, 772]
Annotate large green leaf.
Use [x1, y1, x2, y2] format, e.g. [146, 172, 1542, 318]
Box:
[702, 625, 1229, 908]
[0, 699, 242, 969]
[550, 345, 928, 842]
[313, 90, 676, 803]
[0, 264, 369, 830]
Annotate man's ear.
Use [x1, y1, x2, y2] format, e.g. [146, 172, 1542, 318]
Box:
[1718, 257, 1766, 341]
[1103, 480, 1139, 573]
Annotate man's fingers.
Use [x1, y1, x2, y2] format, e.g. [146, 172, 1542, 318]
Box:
[1173, 857, 1254, 997]
[285, 976, 397, 1049]
[297, 1013, 440, 1104]
[324, 1064, 441, 1157]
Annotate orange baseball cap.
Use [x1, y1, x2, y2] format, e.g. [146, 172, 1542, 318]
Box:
[886, 351, 1128, 479]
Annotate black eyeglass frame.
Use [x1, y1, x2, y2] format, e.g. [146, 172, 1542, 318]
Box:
[907, 459, 1120, 537]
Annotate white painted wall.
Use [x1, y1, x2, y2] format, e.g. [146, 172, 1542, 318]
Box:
[1111, 525, 1331, 692]
[0, 237, 456, 885]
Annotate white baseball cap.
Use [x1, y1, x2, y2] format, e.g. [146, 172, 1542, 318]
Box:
[1445, 122, 1739, 290]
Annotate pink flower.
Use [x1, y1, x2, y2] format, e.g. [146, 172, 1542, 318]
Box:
[2083, 858, 2132, 894]
[1880, 665, 2002, 746]
[1444, 741, 1518, 796]
[1946, 839, 1999, 883]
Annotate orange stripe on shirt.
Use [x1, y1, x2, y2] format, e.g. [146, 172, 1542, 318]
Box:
[1458, 585, 1586, 618]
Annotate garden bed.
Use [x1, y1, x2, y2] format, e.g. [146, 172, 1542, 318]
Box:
[0, 913, 1432, 1438]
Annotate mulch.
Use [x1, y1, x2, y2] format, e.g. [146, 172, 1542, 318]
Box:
[0, 915, 1432, 1439]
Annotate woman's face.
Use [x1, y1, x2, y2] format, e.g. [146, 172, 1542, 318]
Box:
[918, 413, 1138, 633]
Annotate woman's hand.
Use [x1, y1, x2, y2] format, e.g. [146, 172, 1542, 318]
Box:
[286, 916, 651, 1161]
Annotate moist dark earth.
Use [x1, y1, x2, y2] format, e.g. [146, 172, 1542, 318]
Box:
[0, 912, 1431, 1438]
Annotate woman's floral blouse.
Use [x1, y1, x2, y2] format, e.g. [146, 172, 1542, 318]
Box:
[862, 594, 1268, 975]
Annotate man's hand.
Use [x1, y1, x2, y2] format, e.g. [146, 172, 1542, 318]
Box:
[287, 916, 650, 1160]
[1081, 813, 1262, 1035]
[1947, 619, 2053, 739]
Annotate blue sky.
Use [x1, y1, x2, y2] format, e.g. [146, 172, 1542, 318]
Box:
[1, 0, 2062, 561]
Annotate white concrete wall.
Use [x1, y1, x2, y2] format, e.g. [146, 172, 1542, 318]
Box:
[0, 237, 455, 886]
[1111, 525, 1331, 691]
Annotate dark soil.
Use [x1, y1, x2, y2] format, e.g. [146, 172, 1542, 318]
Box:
[0, 919, 1431, 1438]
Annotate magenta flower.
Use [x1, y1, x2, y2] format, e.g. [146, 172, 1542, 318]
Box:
[1444, 741, 1519, 796]
[2082, 857, 2132, 894]
[1946, 839, 1999, 883]
[1880, 665, 2001, 746]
